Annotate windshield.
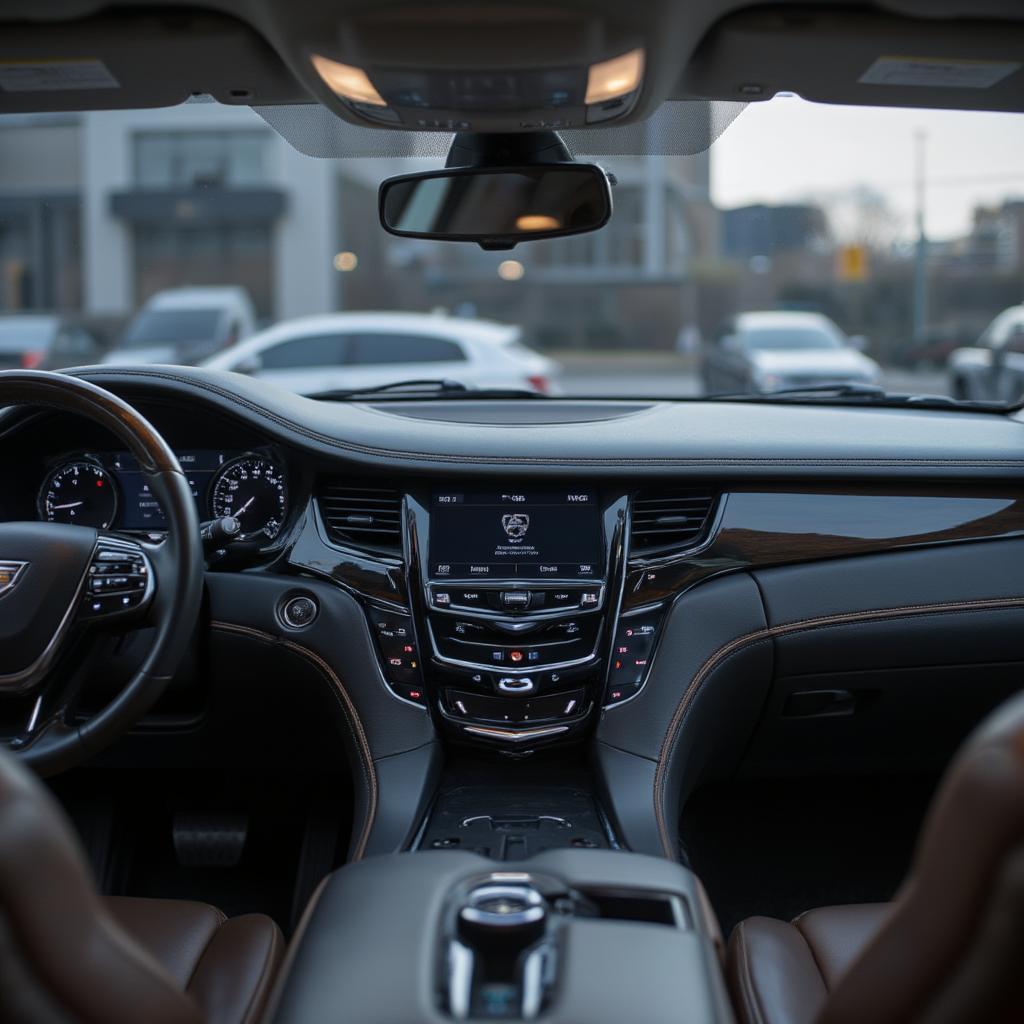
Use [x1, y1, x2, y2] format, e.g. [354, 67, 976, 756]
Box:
[121, 309, 222, 347]
[1, 97, 1022, 402]
[0, 320, 55, 351]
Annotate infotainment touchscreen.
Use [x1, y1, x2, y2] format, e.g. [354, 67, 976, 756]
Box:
[429, 490, 602, 580]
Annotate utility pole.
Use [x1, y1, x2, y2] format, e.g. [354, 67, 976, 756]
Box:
[912, 128, 929, 342]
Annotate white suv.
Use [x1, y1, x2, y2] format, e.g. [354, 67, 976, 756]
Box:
[203, 311, 559, 395]
[103, 287, 257, 367]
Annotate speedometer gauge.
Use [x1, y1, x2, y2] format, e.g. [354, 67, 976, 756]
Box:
[39, 461, 118, 529]
[210, 455, 287, 541]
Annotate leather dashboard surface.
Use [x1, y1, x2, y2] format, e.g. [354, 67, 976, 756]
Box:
[13, 365, 1018, 480]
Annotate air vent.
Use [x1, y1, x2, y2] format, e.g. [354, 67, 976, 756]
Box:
[630, 490, 717, 557]
[317, 482, 403, 556]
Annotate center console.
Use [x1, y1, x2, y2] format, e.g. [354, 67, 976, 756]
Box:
[397, 488, 632, 748]
[423, 485, 612, 745]
[270, 849, 734, 1024]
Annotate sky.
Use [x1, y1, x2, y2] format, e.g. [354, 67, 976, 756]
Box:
[710, 95, 1024, 242]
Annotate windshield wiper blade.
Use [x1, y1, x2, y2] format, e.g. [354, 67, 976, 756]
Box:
[711, 382, 890, 401]
[706, 382, 992, 409]
[308, 378, 544, 401]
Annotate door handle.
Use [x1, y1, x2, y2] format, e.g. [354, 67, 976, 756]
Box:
[783, 689, 857, 718]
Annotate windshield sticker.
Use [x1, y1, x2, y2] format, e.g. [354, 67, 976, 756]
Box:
[859, 56, 1020, 89]
[0, 59, 119, 92]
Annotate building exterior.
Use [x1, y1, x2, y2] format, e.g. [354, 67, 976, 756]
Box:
[1, 102, 720, 350]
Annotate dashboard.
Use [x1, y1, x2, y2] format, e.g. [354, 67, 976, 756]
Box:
[2, 364, 1024, 859]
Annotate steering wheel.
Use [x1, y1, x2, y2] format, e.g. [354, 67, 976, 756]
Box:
[0, 371, 204, 775]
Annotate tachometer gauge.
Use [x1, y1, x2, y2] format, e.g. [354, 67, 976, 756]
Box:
[39, 461, 118, 529]
[210, 455, 287, 542]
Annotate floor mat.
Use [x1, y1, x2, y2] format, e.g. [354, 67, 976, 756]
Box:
[680, 774, 937, 940]
[102, 774, 351, 936]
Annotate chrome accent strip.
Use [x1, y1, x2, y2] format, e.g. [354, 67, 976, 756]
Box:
[463, 724, 569, 743]
[448, 941, 474, 1020]
[426, 581, 606, 620]
[25, 695, 42, 733]
[521, 947, 545, 1019]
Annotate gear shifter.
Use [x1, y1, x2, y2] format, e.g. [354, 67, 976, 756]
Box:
[447, 880, 552, 1020]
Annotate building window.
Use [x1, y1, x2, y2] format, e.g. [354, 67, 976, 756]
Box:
[133, 130, 271, 188]
[133, 224, 272, 317]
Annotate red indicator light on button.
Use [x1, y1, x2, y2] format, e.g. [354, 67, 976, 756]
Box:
[409, 691, 422, 700]
[402, 644, 414, 653]
[96, 480, 104, 487]
[510, 650, 524, 663]
[614, 660, 622, 670]
[610, 690, 623, 701]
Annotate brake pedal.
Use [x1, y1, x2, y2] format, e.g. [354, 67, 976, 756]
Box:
[172, 811, 248, 868]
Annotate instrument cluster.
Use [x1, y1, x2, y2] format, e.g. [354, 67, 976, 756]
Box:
[37, 449, 288, 542]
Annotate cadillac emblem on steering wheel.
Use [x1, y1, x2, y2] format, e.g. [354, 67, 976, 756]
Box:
[0, 561, 28, 598]
[501, 513, 530, 541]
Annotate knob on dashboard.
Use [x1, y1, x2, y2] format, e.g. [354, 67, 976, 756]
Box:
[498, 677, 535, 694]
[281, 594, 319, 629]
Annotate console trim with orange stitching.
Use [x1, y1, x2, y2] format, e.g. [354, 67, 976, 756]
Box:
[652, 596, 1024, 859]
[211, 621, 377, 862]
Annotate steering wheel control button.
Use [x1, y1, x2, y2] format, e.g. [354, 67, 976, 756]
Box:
[281, 594, 318, 629]
[81, 539, 152, 618]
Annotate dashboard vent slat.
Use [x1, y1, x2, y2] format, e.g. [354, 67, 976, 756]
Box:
[317, 482, 403, 556]
[630, 490, 717, 558]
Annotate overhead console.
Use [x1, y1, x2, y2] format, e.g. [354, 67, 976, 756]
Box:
[294, 3, 662, 133]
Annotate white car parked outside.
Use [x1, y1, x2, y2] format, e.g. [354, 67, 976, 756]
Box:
[202, 311, 558, 396]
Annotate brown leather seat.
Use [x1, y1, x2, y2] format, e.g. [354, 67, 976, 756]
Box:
[0, 746, 283, 1024]
[727, 690, 1024, 1024]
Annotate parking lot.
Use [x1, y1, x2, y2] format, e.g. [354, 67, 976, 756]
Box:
[556, 353, 950, 398]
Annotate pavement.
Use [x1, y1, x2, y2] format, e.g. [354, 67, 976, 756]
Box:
[553, 353, 950, 398]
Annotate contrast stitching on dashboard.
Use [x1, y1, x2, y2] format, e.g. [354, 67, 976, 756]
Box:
[210, 621, 377, 862]
[652, 596, 1024, 859]
[73, 368, 1024, 468]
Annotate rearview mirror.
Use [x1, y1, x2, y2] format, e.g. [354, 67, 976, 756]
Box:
[379, 164, 612, 250]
